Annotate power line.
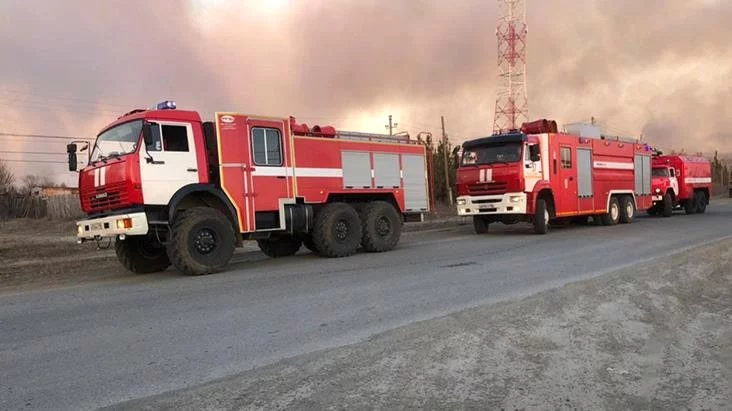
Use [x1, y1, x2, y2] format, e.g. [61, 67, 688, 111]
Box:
[0, 132, 93, 141]
[0, 87, 135, 109]
[0, 150, 65, 155]
[0, 159, 68, 164]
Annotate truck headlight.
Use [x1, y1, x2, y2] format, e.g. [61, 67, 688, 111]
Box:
[457, 198, 467, 205]
[77, 225, 84, 235]
[509, 196, 523, 203]
[116, 218, 133, 229]
[655, 188, 661, 194]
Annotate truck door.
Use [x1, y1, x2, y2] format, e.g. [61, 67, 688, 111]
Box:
[557, 146, 578, 214]
[246, 118, 293, 230]
[140, 121, 200, 205]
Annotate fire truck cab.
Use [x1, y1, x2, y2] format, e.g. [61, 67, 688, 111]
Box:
[70, 102, 429, 275]
[456, 120, 654, 234]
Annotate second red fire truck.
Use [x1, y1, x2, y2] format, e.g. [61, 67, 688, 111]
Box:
[456, 120, 658, 234]
[70, 102, 429, 275]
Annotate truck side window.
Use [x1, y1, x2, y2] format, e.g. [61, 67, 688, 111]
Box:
[670, 168, 676, 177]
[146, 123, 162, 152]
[561, 147, 572, 168]
[252, 127, 283, 166]
[161, 125, 189, 152]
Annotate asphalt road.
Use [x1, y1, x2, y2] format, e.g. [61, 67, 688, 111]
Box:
[2, 201, 732, 410]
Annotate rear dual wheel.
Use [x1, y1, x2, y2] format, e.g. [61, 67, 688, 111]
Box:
[257, 236, 302, 258]
[312, 203, 363, 258]
[600, 197, 621, 226]
[360, 201, 402, 252]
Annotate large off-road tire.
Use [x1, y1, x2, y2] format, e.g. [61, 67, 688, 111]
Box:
[166, 207, 236, 276]
[115, 236, 170, 274]
[312, 202, 362, 258]
[533, 198, 550, 235]
[257, 236, 302, 258]
[600, 197, 621, 225]
[360, 201, 402, 252]
[684, 196, 696, 215]
[619, 196, 635, 224]
[473, 216, 490, 234]
[302, 236, 319, 254]
[696, 191, 707, 214]
[661, 193, 673, 217]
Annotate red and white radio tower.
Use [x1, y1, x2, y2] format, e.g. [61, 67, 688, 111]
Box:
[493, 0, 528, 134]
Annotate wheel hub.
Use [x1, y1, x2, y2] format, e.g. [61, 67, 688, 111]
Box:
[376, 216, 391, 237]
[194, 229, 217, 255]
[334, 220, 349, 241]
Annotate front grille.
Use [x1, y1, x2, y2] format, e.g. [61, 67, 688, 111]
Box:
[468, 182, 507, 196]
[83, 181, 129, 212]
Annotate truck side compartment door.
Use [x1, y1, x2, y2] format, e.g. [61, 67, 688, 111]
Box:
[557, 146, 578, 215]
[576, 148, 594, 213]
[246, 118, 293, 230]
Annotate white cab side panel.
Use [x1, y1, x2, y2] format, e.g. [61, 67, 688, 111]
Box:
[139, 121, 200, 205]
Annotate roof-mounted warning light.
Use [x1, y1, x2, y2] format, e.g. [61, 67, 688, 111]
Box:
[156, 100, 176, 110]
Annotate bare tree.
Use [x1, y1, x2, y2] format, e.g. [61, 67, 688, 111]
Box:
[20, 174, 54, 195]
[0, 159, 15, 194]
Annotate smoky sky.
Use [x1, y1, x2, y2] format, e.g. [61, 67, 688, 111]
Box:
[1, 0, 731, 183]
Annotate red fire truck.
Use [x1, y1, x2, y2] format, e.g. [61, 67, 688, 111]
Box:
[649, 154, 711, 217]
[69, 102, 429, 275]
[455, 120, 654, 234]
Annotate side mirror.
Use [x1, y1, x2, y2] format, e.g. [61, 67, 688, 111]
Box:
[142, 122, 153, 146]
[529, 145, 541, 162]
[67, 143, 78, 172]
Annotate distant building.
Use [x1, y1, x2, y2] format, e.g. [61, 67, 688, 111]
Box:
[31, 186, 78, 199]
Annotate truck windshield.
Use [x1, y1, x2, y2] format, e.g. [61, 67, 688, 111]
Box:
[462, 143, 522, 166]
[90, 120, 143, 162]
[652, 167, 670, 177]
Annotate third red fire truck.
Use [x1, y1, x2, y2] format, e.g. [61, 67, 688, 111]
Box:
[649, 154, 711, 217]
[456, 120, 656, 234]
[70, 102, 429, 275]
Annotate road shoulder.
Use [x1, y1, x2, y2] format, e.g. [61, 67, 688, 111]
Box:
[108, 238, 732, 410]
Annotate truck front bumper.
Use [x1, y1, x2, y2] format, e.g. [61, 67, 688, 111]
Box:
[652, 195, 663, 202]
[456, 193, 528, 216]
[76, 212, 149, 241]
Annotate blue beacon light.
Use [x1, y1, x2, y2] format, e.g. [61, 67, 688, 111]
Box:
[156, 100, 177, 110]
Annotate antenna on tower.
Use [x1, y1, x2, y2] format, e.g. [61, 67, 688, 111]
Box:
[493, 0, 528, 134]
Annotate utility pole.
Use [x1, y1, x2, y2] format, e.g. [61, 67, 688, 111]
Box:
[441, 116, 453, 205]
[385, 115, 398, 136]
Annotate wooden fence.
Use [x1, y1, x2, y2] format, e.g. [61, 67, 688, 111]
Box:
[0, 193, 83, 220]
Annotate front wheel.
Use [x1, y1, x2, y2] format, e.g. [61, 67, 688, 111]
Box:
[533, 199, 550, 235]
[115, 236, 170, 274]
[473, 216, 490, 234]
[662, 193, 673, 217]
[166, 207, 236, 276]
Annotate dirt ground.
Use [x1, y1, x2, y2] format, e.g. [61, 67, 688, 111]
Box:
[0, 214, 463, 290]
[0, 218, 127, 289]
[110, 239, 732, 410]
